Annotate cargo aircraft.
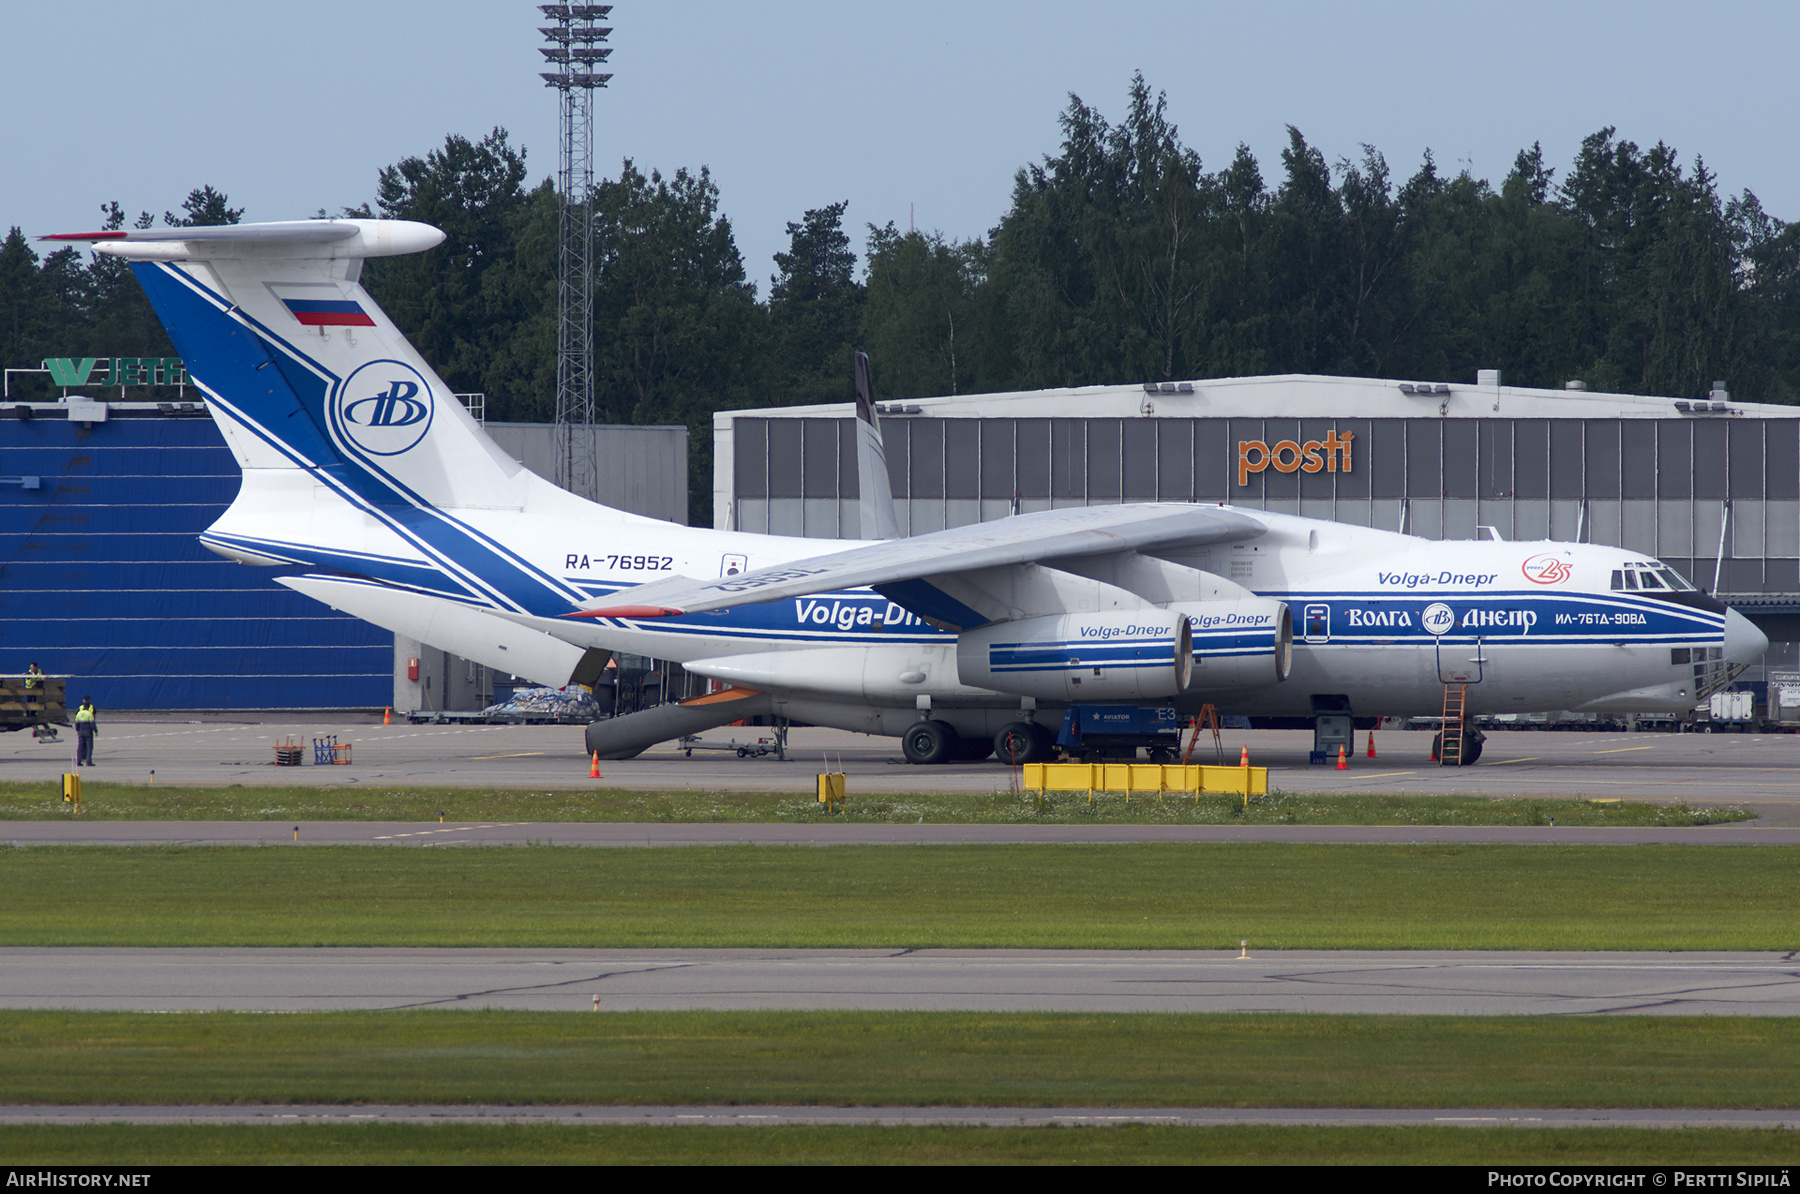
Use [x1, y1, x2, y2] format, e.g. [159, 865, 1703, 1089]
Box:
[46, 219, 1768, 763]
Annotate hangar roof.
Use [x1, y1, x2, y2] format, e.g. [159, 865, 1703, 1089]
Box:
[721, 373, 1795, 428]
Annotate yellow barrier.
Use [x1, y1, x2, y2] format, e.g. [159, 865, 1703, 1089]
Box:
[1022, 762, 1267, 801]
[816, 771, 847, 813]
[61, 773, 81, 814]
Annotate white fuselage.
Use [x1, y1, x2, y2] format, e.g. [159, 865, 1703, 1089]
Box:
[214, 479, 1754, 740]
[100, 227, 1761, 751]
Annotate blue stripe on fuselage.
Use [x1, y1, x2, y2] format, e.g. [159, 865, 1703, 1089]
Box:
[1274, 589, 1723, 645]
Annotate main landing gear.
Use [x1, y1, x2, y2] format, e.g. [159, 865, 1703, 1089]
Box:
[902, 719, 1052, 765]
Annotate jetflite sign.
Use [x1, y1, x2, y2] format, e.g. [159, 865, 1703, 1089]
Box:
[1237, 431, 1355, 485]
[42, 357, 187, 387]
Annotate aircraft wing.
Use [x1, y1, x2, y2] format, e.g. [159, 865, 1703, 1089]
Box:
[574, 503, 1266, 623]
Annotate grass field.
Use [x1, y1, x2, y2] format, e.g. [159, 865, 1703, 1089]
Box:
[2, 1122, 1796, 1166]
[5, 1010, 1800, 1108]
[1, 842, 1792, 949]
[0, 780, 1754, 826]
[0, 783, 1783, 1165]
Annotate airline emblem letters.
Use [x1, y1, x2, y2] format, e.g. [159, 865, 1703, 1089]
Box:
[336, 360, 435, 456]
[1420, 603, 1456, 635]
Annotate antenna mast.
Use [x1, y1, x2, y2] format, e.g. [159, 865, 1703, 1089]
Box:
[539, 5, 612, 498]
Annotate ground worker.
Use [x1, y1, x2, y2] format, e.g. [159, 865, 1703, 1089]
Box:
[22, 662, 43, 718]
[73, 697, 96, 766]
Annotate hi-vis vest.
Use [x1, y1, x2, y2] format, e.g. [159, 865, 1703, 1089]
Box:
[75, 706, 94, 723]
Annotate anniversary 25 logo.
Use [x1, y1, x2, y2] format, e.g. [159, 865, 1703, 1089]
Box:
[335, 360, 435, 456]
[1520, 554, 1573, 585]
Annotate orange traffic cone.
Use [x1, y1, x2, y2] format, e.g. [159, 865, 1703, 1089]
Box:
[1366, 729, 1377, 759]
[1239, 744, 1250, 767]
[1336, 744, 1349, 770]
[383, 706, 391, 726]
[590, 751, 601, 779]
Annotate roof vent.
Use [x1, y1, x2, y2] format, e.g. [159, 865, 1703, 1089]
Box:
[1477, 368, 1501, 387]
[1709, 380, 1730, 401]
[1564, 380, 1586, 391]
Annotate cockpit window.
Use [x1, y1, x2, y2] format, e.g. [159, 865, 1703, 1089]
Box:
[1615, 561, 1698, 592]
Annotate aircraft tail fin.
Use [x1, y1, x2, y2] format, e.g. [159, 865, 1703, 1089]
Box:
[42, 219, 621, 620]
[851, 351, 902, 539]
[43, 220, 540, 515]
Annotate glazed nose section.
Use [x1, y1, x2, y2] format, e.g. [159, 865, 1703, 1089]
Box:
[1724, 608, 1768, 667]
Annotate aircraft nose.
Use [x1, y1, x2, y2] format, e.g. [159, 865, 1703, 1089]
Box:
[1724, 607, 1768, 667]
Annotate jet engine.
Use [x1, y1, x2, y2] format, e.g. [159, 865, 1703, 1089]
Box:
[956, 611, 1193, 701]
[1172, 598, 1293, 691]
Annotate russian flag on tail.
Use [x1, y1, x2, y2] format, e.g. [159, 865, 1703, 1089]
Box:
[283, 298, 375, 327]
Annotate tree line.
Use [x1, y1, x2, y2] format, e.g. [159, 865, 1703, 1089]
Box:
[5, 76, 1799, 523]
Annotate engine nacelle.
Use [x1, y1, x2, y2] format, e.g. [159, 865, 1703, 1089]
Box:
[957, 611, 1193, 701]
[1172, 598, 1292, 690]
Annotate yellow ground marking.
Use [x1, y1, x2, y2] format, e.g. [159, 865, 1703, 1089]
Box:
[467, 752, 547, 760]
[1481, 757, 1540, 765]
[1594, 746, 1658, 754]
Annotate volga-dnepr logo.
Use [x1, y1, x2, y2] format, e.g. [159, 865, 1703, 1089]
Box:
[335, 360, 435, 456]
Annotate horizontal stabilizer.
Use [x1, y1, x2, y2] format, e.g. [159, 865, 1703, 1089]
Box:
[39, 220, 444, 261]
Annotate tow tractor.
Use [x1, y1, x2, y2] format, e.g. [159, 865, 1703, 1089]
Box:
[1056, 704, 1182, 762]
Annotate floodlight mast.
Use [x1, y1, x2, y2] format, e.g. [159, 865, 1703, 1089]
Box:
[539, 4, 612, 499]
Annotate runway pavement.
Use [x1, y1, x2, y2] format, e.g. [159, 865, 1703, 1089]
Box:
[6, 948, 1798, 1015]
[5, 717, 1799, 819]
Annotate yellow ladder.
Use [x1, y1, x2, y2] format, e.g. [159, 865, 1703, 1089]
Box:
[1440, 684, 1467, 766]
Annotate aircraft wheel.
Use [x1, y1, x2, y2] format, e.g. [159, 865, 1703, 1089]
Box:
[901, 719, 958, 765]
[994, 721, 1050, 765]
[1432, 730, 1484, 766]
[1461, 731, 1484, 764]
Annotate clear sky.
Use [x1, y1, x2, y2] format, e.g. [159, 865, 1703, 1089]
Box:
[5, 1, 1796, 294]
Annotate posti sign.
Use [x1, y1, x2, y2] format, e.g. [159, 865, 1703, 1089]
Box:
[1237, 431, 1355, 486]
[41, 357, 188, 387]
